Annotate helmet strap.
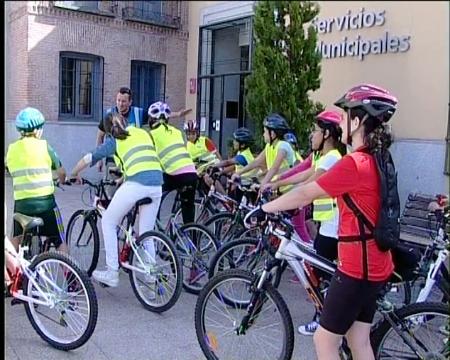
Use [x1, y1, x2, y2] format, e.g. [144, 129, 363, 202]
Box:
[35, 128, 43, 139]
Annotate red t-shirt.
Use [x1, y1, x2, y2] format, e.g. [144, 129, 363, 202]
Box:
[316, 149, 394, 281]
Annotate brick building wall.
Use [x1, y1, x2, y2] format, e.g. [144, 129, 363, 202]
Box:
[6, 1, 189, 124]
[5, 1, 190, 176]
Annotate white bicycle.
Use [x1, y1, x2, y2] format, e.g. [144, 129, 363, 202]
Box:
[5, 206, 98, 350]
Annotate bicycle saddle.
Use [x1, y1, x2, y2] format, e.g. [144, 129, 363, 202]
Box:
[13, 213, 44, 232]
[135, 197, 153, 207]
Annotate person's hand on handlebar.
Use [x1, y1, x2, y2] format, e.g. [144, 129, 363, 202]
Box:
[259, 182, 278, 194]
[69, 172, 83, 185]
[243, 205, 268, 228]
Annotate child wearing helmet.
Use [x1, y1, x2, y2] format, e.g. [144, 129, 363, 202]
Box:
[70, 112, 163, 287]
[204, 127, 260, 203]
[6, 107, 68, 253]
[262, 109, 345, 335]
[251, 84, 398, 359]
[184, 119, 221, 174]
[147, 101, 200, 283]
[231, 113, 295, 193]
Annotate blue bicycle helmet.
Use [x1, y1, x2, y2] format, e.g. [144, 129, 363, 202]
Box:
[284, 132, 298, 146]
[233, 127, 253, 144]
[263, 113, 290, 131]
[16, 107, 45, 133]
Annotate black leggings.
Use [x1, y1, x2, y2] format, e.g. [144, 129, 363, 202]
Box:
[163, 172, 198, 224]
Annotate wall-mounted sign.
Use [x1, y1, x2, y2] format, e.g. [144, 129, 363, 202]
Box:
[189, 78, 197, 94]
[312, 8, 411, 61]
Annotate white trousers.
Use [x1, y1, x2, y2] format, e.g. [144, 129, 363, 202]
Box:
[101, 181, 162, 271]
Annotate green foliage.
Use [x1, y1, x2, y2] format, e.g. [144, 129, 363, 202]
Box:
[245, 1, 324, 151]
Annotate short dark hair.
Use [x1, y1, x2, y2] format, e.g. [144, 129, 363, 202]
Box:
[118, 87, 132, 100]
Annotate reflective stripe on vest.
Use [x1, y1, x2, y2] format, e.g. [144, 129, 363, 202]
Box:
[7, 137, 54, 200]
[114, 127, 161, 177]
[150, 125, 195, 174]
[265, 140, 294, 193]
[312, 149, 342, 222]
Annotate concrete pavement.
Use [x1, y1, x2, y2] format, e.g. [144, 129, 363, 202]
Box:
[5, 176, 317, 360]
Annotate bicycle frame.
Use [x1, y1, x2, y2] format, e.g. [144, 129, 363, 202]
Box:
[416, 248, 449, 302]
[5, 236, 63, 307]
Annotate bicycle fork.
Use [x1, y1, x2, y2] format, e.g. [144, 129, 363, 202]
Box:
[236, 258, 280, 335]
[380, 307, 431, 359]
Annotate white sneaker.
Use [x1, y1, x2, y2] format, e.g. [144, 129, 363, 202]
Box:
[93, 269, 119, 287]
[298, 320, 319, 336]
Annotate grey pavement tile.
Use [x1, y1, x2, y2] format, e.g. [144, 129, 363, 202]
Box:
[5, 342, 20, 360]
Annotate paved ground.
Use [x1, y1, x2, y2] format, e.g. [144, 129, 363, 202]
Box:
[5, 176, 318, 360]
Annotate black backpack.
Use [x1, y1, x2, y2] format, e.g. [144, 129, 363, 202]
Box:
[342, 149, 400, 252]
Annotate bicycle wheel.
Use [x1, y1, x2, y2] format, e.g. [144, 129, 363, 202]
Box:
[195, 269, 294, 360]
[66, 210, 99, 276]
[371, 302, 449, 359]
[176, 223, 219, 295]
[128, 231, 183, 313]
[23, 251, 98, 351]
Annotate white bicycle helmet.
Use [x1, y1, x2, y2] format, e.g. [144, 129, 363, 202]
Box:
[148, 101, 171, 120]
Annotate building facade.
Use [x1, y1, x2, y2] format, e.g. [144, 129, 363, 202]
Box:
[185, 1, 450, 206]
[5, 1, 189, 177]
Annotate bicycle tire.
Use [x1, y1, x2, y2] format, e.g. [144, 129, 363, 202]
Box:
[176, 223, 219, 295]
[195, 269, 294, 360]
[66, 209, 100, 276]
[128, 231, 183, 313]
[371, 302, 449, 359]
[23, 251, 98, 351]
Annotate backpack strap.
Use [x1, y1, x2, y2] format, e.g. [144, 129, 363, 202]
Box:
[341, 194, 375, 281]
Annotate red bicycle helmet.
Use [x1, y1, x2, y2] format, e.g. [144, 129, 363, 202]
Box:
[334, 84, 397, 122]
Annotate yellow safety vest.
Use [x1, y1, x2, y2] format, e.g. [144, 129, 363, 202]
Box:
[295, 151, 303, 163]
[150, 124, 194, 174]
[312, 149, 342, 222]
[187, 137, 215, 161]
[265, 140, 294, 193]
[236, 148, 258, 180]
[114, 127, 161, 178]
[7, 137, 54, 201]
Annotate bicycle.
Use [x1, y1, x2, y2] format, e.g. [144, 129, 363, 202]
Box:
[195, 211, 449, 360]
[155, 187, 219, 295]
[202, 176, 262, 245]
[65, 177, 183, 313]
[387, 204, 449, 306]
[5, 210, 98, 350]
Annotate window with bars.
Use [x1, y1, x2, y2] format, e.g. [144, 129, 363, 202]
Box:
[59, 52, 103, 121]
[130, 60, 166, 110]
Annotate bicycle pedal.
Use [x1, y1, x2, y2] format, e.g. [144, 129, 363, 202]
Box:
[11, 298, 26, 306]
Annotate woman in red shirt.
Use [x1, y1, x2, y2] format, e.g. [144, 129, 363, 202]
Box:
[250, 84, 398, 359]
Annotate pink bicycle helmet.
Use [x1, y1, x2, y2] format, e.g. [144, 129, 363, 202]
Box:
[334, 84, 397, 122]
[316, 110, 342, 125]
